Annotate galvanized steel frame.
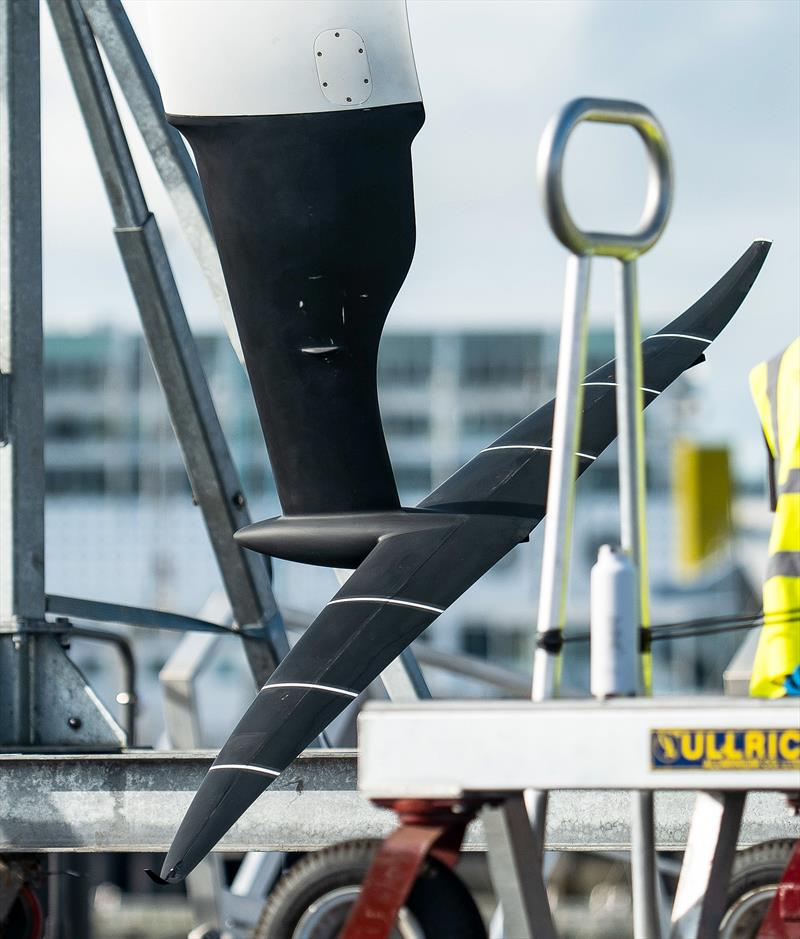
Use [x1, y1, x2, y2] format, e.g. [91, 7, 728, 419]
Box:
[1, 749, 796, 855]
[0, 0, 125, 753]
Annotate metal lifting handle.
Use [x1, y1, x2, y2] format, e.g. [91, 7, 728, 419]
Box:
[532, 93, 674, 699]
[531, 96, 674, 939]
[537, 96, 673, 260]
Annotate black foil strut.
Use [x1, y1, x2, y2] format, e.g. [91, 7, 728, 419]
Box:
[155, 223, 769, 882]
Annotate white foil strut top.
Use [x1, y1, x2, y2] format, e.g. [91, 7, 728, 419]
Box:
[146, 0, 422, 117]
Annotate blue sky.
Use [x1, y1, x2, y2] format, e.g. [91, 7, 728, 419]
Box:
[40, 0, 799, 476]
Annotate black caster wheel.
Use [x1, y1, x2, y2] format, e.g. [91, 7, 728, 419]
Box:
[719, 839, 796, 939]
[254, 839, 487, 939]
[2, 886, 44, 939]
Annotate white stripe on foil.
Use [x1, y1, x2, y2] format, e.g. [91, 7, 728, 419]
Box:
[582, 381, 661, 395]
[209, 764, 281, 777]
[260, 681, 358, 698]
[327, 597, 445, 615]
[481, 444, 597, 461]
[644, 333, 710, 344]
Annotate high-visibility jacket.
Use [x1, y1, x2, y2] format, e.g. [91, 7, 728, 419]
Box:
[749, 336, 800, 697]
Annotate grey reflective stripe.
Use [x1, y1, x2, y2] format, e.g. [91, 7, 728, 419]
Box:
[766, 352, 781, 460]
[781, 467, 800, 495]
[766, 551, 800, 579]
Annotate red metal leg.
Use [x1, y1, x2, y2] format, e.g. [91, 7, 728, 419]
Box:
[338, 798, 481, 939]
[757, 840, 800, 939]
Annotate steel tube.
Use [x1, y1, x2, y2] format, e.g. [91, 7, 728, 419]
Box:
[669, 792, 746, 939]
[46, 594, 234, 636]
[615, 259, 660, 939]
[527, 252, 591, 876]
[380, 647, 431, 701]
[2, 745, 794, 853]
[67, 626, 137, 746]
[0, 0, 45, 746]
[531, 253, 591, 700]
[631, 789, 661, 938]
[412, 644, 530, 696]
[482, 794, 556, 939]
[614, 259, 651, 666]
[78, 0, 243, 361]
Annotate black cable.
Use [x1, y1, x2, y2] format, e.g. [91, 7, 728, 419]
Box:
[557, 609, 800, 646]
[651, 608, 800, 634]
[651, 611, 800, 641]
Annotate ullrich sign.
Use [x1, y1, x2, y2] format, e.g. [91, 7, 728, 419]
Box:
[651, 728, 800, 771]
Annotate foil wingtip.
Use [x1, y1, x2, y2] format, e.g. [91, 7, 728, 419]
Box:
[145, 866, 182, 886]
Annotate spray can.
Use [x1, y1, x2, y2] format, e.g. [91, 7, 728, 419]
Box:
[590, 544, 637, 698]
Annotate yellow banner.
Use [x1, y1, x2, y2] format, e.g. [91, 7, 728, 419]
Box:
[673, 441, 732, 578]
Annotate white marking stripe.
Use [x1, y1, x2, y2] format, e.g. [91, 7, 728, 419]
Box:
[209, 764, 281, 777]
[645, 333, 711, 344]
[260, 681, 358, 698]
[328, 597, 445, 615]
[582, 381, 661, 395]
[482, 444, 596, 461]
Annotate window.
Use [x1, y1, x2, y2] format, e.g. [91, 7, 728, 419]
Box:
[461, 335, 541, 387]
[383, 413, 430, 437]
[45, 415, 134, 441]
[44, 359, 109, 391]
[45, 468, 106, 495]
[585, 329, 615, 373]
[379, 335, 432, 387]
[462, 411, 526, 438]
[461, 624, 489, 659]
[492, 631, 526, 661]
[460, 622, 528, 664]
[394, 465, 431, 493]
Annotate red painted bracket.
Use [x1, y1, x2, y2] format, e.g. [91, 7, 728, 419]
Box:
[338, 798, 484, 939]
[758, 839, 800, 939]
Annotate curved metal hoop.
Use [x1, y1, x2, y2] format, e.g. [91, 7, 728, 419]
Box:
[537, 97, 674, 260]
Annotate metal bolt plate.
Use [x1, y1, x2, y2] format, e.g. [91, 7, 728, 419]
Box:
[314, 29, 372, 107]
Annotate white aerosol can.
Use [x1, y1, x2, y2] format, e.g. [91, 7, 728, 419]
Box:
[590, 544, 638, 698]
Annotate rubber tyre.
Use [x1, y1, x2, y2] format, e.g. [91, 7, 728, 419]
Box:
[254, 840, 487, 939]
[719, 839, 796, 939]
[2, 887, 44, 939]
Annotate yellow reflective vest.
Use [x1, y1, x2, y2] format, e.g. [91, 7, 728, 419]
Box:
[749, 336, 800, 697]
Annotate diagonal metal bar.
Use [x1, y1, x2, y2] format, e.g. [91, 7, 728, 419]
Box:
[669, 791, 746, 939]
[482, 794, 558, 939]
[78, 0, 243, 361]
[45, 594, 235, 636]
[47, 0, 288, 684]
